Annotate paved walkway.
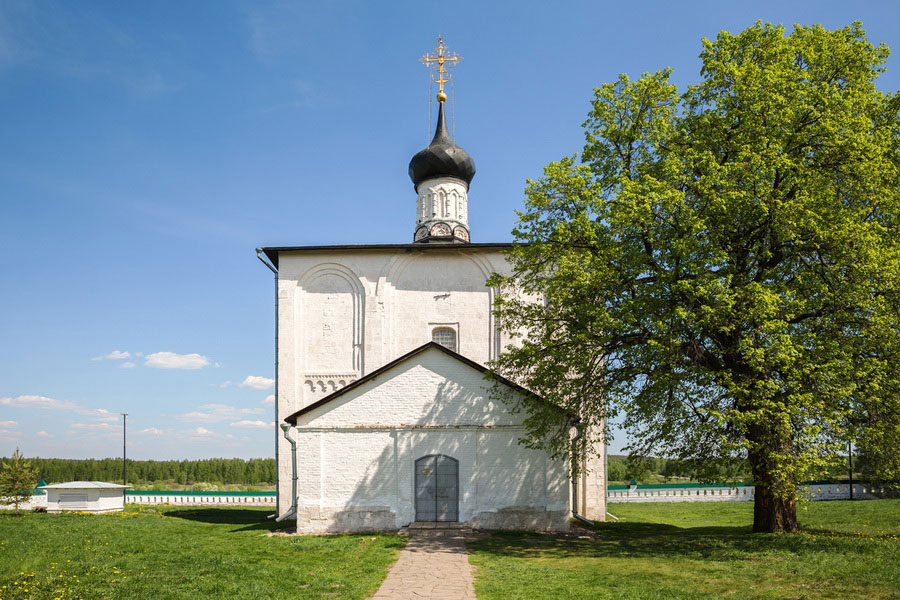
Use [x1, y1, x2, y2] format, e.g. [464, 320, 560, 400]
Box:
[371, 530, 476, 599]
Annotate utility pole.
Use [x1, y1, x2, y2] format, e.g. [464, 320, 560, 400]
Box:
[848, 440, 854, 501]
[121, 413, 128, 486]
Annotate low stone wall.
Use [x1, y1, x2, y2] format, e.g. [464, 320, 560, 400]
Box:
[3, 491, 275, 511]
[126, 492, 276, 506]
[0, 494, 48, 511]
[608, 483, 887, 503]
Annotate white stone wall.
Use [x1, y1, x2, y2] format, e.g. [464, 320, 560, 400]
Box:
[0, 494, 47, 511]
[607, 483, 885, 503]
[294, 348, 521, 428]
[126, 493, 275, 506]
[291, 346, 570, 532]
[274, 246, 514, 512]
[577, 425, 607, 521]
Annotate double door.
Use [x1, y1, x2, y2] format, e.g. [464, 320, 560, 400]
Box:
[414, 455, 459, 522]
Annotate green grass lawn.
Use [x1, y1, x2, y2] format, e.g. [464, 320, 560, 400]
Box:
[0, 505, 405, 600]
[468, 500, 900, 600]
[5, 500, 897, 599]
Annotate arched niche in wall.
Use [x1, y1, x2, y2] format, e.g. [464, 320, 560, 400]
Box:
[297, 263, 365, 375]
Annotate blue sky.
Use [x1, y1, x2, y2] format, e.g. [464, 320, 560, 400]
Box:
[2, 1, 899, 460]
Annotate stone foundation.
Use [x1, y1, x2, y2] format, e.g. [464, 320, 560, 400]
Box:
[469, 507, 570, 532]
[295, 505, 397, 533]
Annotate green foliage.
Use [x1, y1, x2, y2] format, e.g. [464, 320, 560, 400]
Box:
[606, 457, 627, 482]
[489, 22, 900, 531]
[605, 454, 753, 484]
[0, 506, 405, 599]
[0, 449, 38, 515]
[11, 457, 276, 486]
[468, 500, 900, 599]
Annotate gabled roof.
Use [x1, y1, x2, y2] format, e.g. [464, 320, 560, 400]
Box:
[259, 243, 514, 269]
[37, 481, 130, 489]
[284, 341, 564, 425]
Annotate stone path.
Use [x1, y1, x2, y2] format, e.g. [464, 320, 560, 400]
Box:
[370, 530, 476, 599]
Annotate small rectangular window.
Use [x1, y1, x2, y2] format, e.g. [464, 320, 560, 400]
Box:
[432, 327, 457, 352]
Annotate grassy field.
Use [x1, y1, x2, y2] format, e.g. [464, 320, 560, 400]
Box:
[468, 500, 900, 600]
[3, 500, 898, 599]
[0, 505, 404, 600]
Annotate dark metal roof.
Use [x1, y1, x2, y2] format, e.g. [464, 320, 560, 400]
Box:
[259, 242, 514, 269]
[284, 341, 563, 425]
[408, 102, 476, 191]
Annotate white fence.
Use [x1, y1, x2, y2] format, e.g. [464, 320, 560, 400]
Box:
[7, 484, 891, 511]
[3, 492, 275, 511]
[608, 483, 886, 503]
[2, 494, 49, 510]
[126, 493, 275, 506]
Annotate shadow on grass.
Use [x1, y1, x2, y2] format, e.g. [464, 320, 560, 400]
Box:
[164, 508, 282, 533]
[799, 526, 899, 541]
[468, 520, 848, 562]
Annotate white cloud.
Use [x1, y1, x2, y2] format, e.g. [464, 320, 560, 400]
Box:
[36, 431, 50, 438]
[136, 427, 165, 436]
[230, 420, 271, 429]
[240, 375, 274, 390]
[178, 403, 264, 422]
[194, 427, 213, 435]
[0, 395, 116, 420]
[145, 351, 209, 370]
[261, 394, 275, 406]
[219, 381, 233, 388]
[120, 361, 136, 369]
[92, 350, 131, 361]
[70, 422, 116, 431]
[0, 420, 16, 428]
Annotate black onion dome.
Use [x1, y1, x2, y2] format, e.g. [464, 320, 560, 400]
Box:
[408, 102, 476, 191]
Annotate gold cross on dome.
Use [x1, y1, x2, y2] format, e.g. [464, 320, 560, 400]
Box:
[420, 35, 462, 103]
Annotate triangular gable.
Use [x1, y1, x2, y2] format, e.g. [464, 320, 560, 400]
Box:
[284, 342, 560, 427]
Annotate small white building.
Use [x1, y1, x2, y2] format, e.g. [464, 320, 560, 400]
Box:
[38, 481, 129, 513]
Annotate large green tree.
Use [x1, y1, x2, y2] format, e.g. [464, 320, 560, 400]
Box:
[489, 22, 900, 533]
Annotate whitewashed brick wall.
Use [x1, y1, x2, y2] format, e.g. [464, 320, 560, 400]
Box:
[292, 346, 570, 531]
[274, 247, 515, 513]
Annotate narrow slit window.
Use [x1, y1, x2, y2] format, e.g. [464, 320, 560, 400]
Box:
[432, 327, 457, 352]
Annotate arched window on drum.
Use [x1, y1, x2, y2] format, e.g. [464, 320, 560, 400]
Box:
[432, 327, 457, 353]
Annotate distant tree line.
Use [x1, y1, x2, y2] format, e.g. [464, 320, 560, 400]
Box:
[607, 453, 876, 485]
[7, 457, 275, 486]
[607, 455, 749, 483]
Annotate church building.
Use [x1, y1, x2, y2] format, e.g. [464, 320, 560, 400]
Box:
[257, 39, 606, 533]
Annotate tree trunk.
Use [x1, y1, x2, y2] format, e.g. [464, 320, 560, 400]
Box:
[747, 424, 799, 533]
[752, 483, 798, 533]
